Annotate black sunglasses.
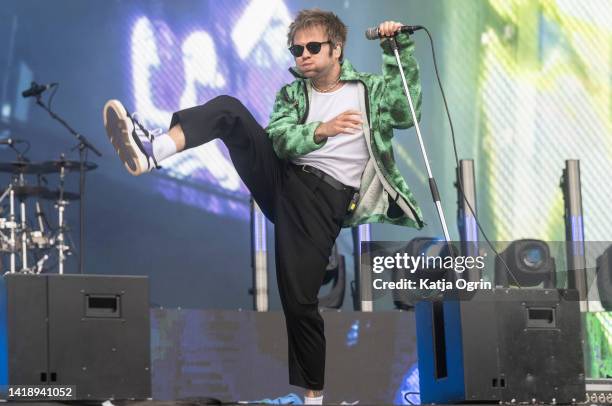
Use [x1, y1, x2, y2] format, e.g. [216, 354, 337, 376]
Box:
[288, 41, 332, 57]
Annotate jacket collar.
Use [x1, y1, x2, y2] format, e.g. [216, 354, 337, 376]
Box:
[288, 59, 361, 82]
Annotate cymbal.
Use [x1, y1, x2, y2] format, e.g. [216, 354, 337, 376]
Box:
[40, 189, 80, 201]
[0, 161, 49, 174]
[38, 160, 98, 173]
[12, 185, 51, 199]
[11, 186, 80, 201]
[0, 160, 98, 174]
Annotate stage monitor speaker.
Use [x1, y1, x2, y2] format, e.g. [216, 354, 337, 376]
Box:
[416, 288, 585, 404]
[0, 274, 151, 400]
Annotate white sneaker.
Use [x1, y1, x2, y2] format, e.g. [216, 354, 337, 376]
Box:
[102, 99, 160, 176]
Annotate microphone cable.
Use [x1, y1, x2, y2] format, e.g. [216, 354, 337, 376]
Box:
[413, 27, 521, 287]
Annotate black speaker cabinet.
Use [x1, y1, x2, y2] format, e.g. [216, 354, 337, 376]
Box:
[0, 274, 151, 400]
[416, 288, 585, 404]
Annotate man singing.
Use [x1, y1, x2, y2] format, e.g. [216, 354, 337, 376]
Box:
[103, 9, 424, 404]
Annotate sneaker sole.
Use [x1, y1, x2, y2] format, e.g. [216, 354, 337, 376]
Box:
[103, 99, 149, 176]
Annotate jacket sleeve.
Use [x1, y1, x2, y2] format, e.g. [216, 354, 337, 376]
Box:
[265, 85, 326, 160]
[379, 32, 422, 129]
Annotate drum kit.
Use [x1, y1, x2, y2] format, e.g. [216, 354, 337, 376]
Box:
[0, 156, 97, 275]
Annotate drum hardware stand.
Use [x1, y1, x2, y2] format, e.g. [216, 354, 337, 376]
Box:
[56, 200, 69, 275]
[19, 194, 29, 272]
[33, 200, 46, 237]
[35, 174, 47, 236]
[0, 184, 17, 273]
[3, 148, 27, 274]
[35, 254, 49, 274]
[29, 200, 50, 273]
[56, 165, 69, 275]
[9, 186, 16, 273]
[17, 175, 29, 272]
[0, 184, 12, 206]
[32, 200, 49, 237]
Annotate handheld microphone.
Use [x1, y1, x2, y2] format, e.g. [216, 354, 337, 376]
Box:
[365, 25, 423, 40]
[0, 138, 14, 146]
[21, 81, 57, 98]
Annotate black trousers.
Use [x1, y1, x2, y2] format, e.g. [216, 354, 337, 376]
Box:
[170, 95, 353, 390]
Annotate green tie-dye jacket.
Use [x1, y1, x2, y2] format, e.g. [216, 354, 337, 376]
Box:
[266, 33, 424, 229]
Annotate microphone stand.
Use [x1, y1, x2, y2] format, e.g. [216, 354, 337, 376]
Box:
[388, 35, 451, 243]
[34, 95, 102, 274]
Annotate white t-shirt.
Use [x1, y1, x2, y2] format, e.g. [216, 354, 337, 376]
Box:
[291, 83, 369, 188]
